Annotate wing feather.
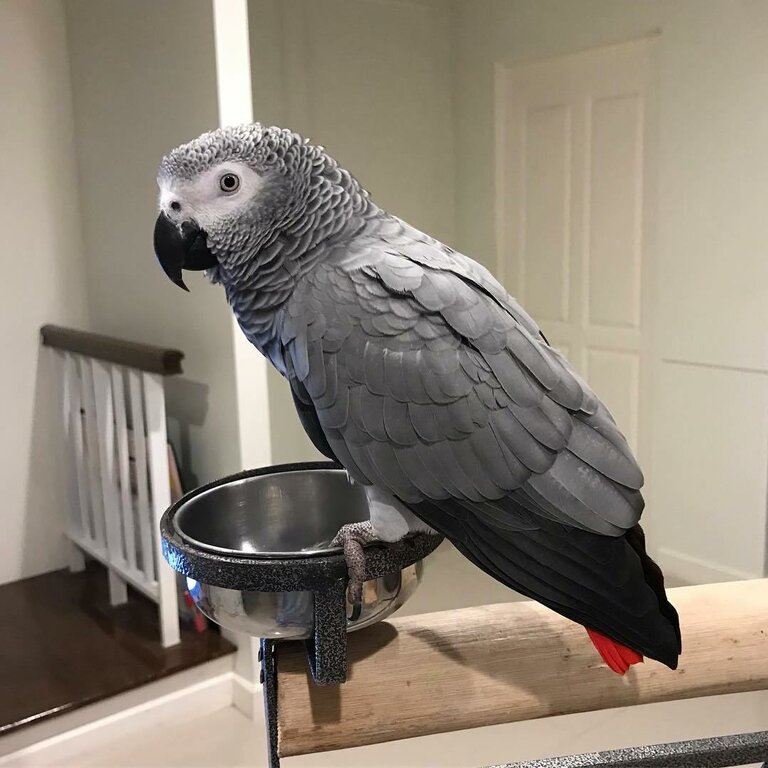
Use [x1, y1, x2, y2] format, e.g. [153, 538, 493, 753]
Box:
[295, 254, 643, 535]
[278, 220, 678, 667]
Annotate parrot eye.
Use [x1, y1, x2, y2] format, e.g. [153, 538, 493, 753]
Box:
[219, 173, 240, 193]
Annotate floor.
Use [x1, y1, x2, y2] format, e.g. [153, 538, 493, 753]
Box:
[0, 561, 235, 736]
[15, 690, 768, 767]
[396, 540, 526, 617]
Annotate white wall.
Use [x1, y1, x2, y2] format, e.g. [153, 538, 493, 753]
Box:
[452, 0, 666, 265]
[245, 0, 532, 607]
[0, 0, 90, 584]
[648, 4, 768, 580]
[248, 0, 457, 463]
[242, 0, 768, 599]
[64, 0, 242, 489]
[15, 0, 756, 590]
[453, 0, 768, 580]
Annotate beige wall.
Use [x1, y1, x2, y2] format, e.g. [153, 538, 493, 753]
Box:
[248, 0, 768, 582]
[248, 0, 457, 463]
[9, 0, 758, 588]
[246, 0, 527, 605]
[0, 0, 90, 584]
[453, 0, 768, 580]
[452, 0, 665, 264]
[65, 0, 241, 488]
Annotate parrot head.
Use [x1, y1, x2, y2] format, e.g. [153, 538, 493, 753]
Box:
[154, 123, 362, 291]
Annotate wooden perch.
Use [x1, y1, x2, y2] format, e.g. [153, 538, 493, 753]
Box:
[276, 579, 768, 757]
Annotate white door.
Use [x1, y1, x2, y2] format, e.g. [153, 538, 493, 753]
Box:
[496, 38, 768, 584]
[496, 39, 657, 460]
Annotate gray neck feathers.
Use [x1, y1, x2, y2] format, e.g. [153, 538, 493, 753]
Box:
[216, 152, 375, 358]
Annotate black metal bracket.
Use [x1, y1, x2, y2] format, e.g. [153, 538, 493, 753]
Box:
[259, 638, 280, 768]
[159, 466, 443, 768]
[260, 634, 768, 768]
[306, 578, 348, 685]
[260, 603, 348, 768]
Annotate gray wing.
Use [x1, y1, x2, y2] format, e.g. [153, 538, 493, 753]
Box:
[281, 217, 644, 538]
[279, 217, 681, 667]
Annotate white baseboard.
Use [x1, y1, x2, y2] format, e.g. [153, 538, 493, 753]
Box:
[232, 672, 263, 722]
[0, 657, 235, 766]
[656, 547, 759, 586]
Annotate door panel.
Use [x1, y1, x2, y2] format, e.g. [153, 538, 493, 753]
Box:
[585, 348, 640, 451]
[522, 105, 571, 324]
[497, 38, 768, 581]
[497, 39, 656, 458]
[587, 94, 643, 330]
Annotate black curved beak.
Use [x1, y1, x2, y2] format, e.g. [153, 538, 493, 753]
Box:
[153, 213, 218, 291]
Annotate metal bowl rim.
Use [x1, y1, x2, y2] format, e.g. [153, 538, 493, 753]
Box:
[170, 461, 355, 560]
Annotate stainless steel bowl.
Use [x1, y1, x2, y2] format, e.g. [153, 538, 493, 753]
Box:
[174, 468, 368, 558]
[174, 466, 426, 639]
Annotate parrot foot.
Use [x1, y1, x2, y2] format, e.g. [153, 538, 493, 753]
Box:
[331, 521, 380, 618]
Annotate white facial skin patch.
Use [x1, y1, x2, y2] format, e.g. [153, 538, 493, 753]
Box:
[158, 161, 266, 231]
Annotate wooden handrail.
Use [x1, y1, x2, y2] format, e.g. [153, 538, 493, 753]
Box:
[40, 325, 184, 376]
[275, 579, 768, 757]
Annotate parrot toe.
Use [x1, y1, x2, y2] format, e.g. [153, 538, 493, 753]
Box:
[331, 521, 380, 617]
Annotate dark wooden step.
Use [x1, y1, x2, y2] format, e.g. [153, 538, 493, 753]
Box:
[0, 560, 235, 736]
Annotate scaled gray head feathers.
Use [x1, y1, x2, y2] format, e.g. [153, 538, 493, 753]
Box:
[159, 123, 305, 182]
[154, 123, 370, 290]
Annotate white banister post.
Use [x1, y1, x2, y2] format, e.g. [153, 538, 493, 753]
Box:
[143, 371, 181, 647]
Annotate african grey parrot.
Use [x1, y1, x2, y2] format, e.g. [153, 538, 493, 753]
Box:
[153, 124, 681, 674]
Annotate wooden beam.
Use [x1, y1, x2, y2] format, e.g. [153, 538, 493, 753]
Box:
[276, 579, 768, 757]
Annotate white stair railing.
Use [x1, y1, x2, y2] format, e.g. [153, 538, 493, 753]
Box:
[42, 325, 184, 647]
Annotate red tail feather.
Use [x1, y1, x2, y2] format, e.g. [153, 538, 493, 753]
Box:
[586, 627, 643, 675]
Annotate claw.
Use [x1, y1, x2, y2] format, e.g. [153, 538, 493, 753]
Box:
[331, 521, 380, 616]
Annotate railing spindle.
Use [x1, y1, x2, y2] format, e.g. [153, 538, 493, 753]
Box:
[43, 326, 183, 644]
[79, 355, 107, 551]
[69, 355, 92, 540]
[143, 371, 180, 647]
[112, 366, 137, 571]
[59, 353, 87, 571]
[92, 359, 128, 605]
[128, 369, 156, 583]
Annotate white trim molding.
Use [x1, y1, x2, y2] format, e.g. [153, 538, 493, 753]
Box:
[656, 547, 758, 586]
[212, 0, 273, 473]
[0, 658, 235, 766]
